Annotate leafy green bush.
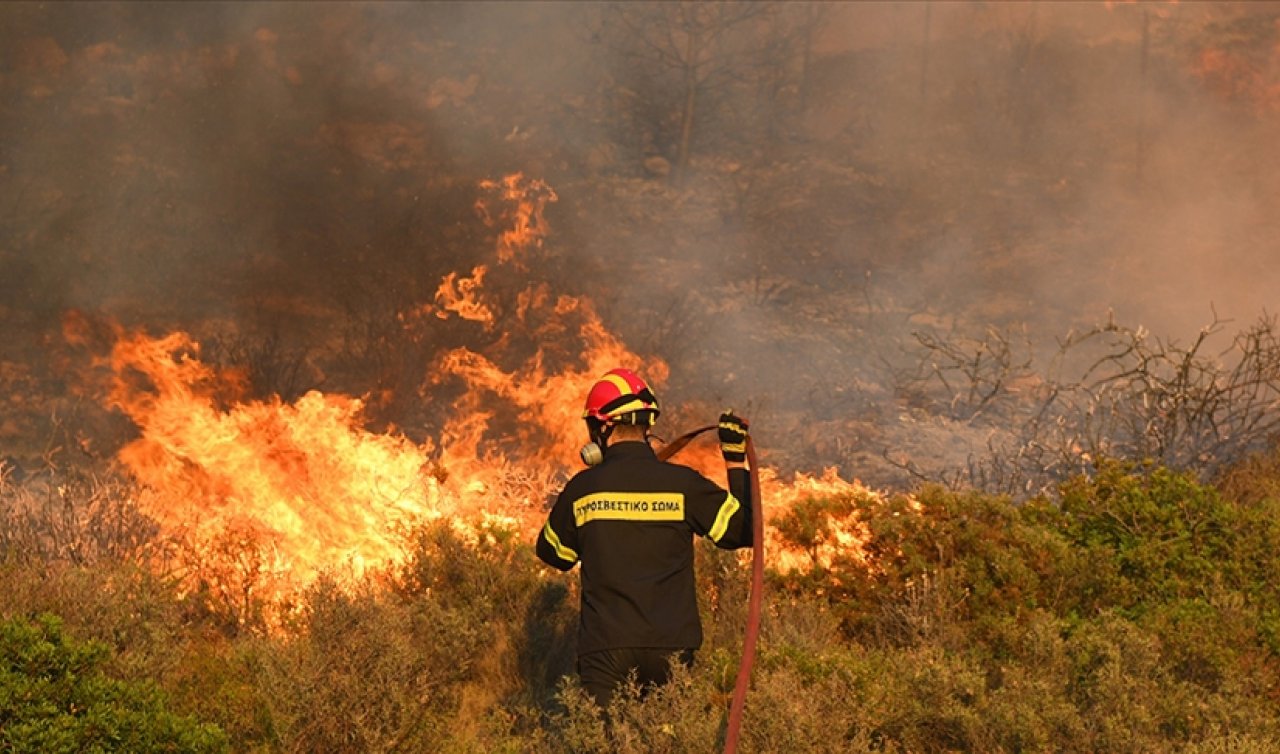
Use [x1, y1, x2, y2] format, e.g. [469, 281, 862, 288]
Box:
[772, 485, 1076, 648]
[1061, 461, 1245, 612]
[770, 460, 1280, 751]
[0, 613, 227, 754]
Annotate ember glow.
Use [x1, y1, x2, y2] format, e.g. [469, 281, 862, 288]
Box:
[1193, 45, 1280, 114]
[88, 174, 876, 618]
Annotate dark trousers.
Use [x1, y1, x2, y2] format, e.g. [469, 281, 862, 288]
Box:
[577, 647, 695, 709]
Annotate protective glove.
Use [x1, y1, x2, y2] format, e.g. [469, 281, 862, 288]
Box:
[718, 411, 749, 464]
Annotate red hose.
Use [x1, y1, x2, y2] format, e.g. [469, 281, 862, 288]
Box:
[722, 436, 762, 754]
[656, 424, 764, 752]
[654, 424, 717, 462]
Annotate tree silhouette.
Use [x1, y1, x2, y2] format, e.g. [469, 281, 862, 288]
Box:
[598, 1, 819, 180]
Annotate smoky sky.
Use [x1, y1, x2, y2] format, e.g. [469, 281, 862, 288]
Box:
[2, 2, 1278, 480]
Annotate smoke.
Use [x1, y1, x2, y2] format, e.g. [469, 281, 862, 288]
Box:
[880, 2, 1280, 336]
[3, 2, 1278, 483]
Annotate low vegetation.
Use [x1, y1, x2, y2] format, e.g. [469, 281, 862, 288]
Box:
[4, 448, 1280, 753]
[0, 613, 227, 753]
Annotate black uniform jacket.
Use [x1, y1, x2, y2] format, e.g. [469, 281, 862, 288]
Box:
[536, 440, 752, 655]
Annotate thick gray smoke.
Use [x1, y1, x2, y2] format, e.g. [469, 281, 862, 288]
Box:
[2, 2, 1277, 485]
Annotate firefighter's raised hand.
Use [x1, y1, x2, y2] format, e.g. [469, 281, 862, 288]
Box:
[718, 411, 749, 464]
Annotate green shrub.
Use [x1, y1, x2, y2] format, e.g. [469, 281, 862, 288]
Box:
[769, 461, 1280, 752]
[774, 485, 1076, 649]
[163, 637, 276, 752]
[0, 613, 227, 753]
[1060, 461, 1242, 612]
[395, 520, 579, 710]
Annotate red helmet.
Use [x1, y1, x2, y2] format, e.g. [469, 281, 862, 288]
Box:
[583, 368, 660, 426]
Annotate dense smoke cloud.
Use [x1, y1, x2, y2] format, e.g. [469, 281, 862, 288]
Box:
[809, 3, 1280, 336]
[2, 2, 1278, 484]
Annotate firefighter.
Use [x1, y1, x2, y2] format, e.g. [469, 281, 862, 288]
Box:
[536, 367, 752, 710]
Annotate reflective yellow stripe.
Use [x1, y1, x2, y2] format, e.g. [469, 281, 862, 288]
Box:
[604, 397, 651, 418]
[542, 521, 578, 564]
[708, 493, 741, 542]
[574, 492, 684, 526]
[719, 419, 747, 453]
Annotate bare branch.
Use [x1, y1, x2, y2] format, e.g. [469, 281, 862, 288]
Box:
[893, 313, 1280, 497]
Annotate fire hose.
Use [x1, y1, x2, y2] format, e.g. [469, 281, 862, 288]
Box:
[657, 425, 763, 754]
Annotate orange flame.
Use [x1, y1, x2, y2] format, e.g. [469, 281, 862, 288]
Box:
[436, 293, 667, 469]
[475, 172, 557, 266]
[434, 265, 495, 326]
[108, 331, 442, 589]
[420, 172, 556, 326]
[91, 173, 876, 624]
[761, 466, 879, 574]
[672, 441, 879, 574]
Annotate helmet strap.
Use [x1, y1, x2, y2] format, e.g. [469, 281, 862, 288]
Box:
[593, 422, 615, 448]
[580, 418, 614, 467]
